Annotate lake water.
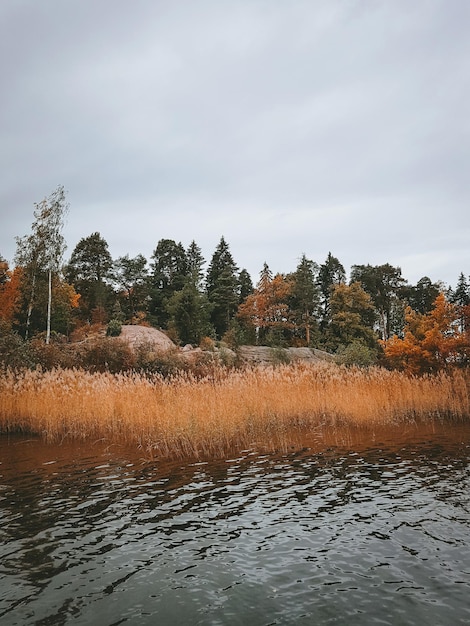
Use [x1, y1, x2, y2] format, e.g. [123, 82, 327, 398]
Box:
[1, 424, 470, 625]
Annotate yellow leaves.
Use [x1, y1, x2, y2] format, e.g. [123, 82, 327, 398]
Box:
[52, 279, 80, 310]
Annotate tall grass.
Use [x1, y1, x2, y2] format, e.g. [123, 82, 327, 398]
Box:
[1, 363, 469, 459]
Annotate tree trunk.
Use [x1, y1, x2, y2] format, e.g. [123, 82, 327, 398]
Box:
[25, 271, 36, 340]
[46, 268, 52, 344]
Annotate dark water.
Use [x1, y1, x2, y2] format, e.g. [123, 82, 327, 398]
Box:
[1, 425, 470, 626]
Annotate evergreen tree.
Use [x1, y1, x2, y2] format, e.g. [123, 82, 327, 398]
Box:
[186, 240, 205, 290]
[290, 254, 320, 346]
[449, 272, 470, 333]
[450, 273, 470, 306]
[404, 276, 441, 315]
[206, 237, 240, 338]
[166, 282, 212, 345]
[350, 263, 405, 340]
[149, 239, 188, 327]
[0, 256, 8, 287]
[114, 254, 149, 321]
[238, 269, 254, 303]
[65, 232, 114, 322]
[317, 252, 346, 332]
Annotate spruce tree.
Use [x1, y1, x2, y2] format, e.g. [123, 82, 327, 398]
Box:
[149, 239, 188, 327]
[290, 254, 320, 346]
[206, 237, 239, 338]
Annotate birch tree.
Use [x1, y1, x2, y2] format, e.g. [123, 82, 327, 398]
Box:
[15, 186, 69, 342]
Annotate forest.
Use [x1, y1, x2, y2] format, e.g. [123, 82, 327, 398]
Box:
[1, 186, 470, 375]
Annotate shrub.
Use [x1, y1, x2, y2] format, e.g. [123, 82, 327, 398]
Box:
[270, 346, 291, 365]
[106, 319, 122, 337]
[133, 340, 187, 376]
[0, 323, 35, 370]
[30, 334, 76, 370]
[199, 336, 216, 351]
[336, 340, 377, 367]
[80, 337, 135, 373]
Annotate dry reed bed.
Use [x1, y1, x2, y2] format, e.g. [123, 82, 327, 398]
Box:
[0, 363, 469, 459]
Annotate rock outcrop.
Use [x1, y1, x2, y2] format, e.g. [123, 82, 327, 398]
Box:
[238, 346, 334, 365]
[118, 325, 333, 366]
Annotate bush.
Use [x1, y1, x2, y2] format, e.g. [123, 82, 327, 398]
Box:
[270, 346, 291, 365]
[80, 337, 135, 373]
[30, 334, 76, 370]
[132, 340, 187, 376]
[335, 340, 377, 367]
[0, 323, 35, 370]
[199, 336, 216, 351]
[106, 319, 122, 337]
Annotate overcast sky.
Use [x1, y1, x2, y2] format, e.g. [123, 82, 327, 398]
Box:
[1, 0, 469, 288]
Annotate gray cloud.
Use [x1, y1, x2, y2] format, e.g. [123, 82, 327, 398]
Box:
[1, 0, 469, 287]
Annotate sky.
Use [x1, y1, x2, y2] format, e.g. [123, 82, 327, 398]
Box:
[1, 0, 469, 289]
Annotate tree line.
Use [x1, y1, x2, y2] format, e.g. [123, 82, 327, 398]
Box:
[1, 186, 470, 372]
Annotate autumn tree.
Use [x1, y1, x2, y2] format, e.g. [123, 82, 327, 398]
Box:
[206, 237, 240, 338]
[15, 186, 69, 341]
[48, 277, 80, 335]
[237, 264, 294, 345]
[325, 282, 377, 352]
[65, 232, 114, 322]
[0, 264, 23, 328]
[383, 293, 468, 373]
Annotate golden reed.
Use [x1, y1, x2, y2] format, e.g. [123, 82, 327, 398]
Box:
[1, 363, 469, 459]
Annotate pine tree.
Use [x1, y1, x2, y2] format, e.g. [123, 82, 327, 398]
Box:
[317, 252, 346, 332]
[206, 237, 239, 338]
[290, 254, 320, 346]
[238, 269, 254, 303]
[65, 232, 114, 322]
[449, 272, 470, 333]
[149, 239, 188, 327]
[186, 240, 205, 290]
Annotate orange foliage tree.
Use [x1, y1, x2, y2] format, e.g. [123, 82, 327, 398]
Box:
[0, 266, 23, 327]
[383, 293, 469, 373]
[237, 264, 294, 344]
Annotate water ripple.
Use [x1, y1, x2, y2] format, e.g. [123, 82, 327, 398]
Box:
[1, 428, 470, 625]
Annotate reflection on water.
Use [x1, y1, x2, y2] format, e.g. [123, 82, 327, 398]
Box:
[1, 423, 470, 625]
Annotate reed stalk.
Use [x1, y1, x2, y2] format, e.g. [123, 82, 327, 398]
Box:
[1, 363, 468, 459]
